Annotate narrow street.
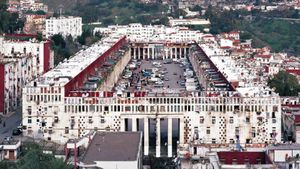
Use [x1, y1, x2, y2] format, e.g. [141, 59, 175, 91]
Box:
[0, 107, 22, 141]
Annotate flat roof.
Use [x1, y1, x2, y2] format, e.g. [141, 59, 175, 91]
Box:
[267, 144, 300, 150]
[27, 34, 124, 87]
[82, 132, 142, 164]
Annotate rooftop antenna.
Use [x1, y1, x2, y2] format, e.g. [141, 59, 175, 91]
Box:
[58, 4, 64, 18]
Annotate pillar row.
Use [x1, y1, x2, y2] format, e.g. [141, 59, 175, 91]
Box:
[144, 118, 149, 156]
[156, 118, 161, 157]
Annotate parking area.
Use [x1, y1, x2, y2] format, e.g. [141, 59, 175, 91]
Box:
[114, 58, 201, 93]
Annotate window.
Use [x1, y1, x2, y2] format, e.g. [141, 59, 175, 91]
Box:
[246, 117, 250, 123]
[65, 127, 69, 134]
[252, 127, 256, 137]
[88, 116, 93, 124]
[212, 138, 216, 144]
[200, 116, 204, 124]
[229, 117, 234, 123]
[212, 116, 216, 124]
[232, 158, 237, 164]
[100, 116, 105, 124]
[28, 117, 32, 124]
[54, 116, 59, 123]
[235, 127, 239, 135]
[206, 127, 210, 134]
[272, 112, 276, 118]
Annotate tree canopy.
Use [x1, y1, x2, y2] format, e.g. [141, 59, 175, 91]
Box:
[268, 71, 300, 96]
[0, 143, 72, 169]
[0, 0, 24, 34]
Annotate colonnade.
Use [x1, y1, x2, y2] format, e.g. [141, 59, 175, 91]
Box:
[120, 117, 185, 157]
[131, 47, 189, 60]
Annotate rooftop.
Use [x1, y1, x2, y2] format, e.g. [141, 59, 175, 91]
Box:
[82, 132, 142, 164]
[267, 143, 300, 150]
[27, 35, 124, 87]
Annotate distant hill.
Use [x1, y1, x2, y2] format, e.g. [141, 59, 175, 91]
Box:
[42, 0, 169, 25]
[41, 0, 88, 12]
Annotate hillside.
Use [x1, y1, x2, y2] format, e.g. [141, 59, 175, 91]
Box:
[41, 0, 88, 12]
[42, 0, 168, 25]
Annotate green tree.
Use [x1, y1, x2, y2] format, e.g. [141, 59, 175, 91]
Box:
[51, 34, 66, 48]
[0, 0, 24, 33]
[0, 143, 72, 169]
[268, 71, 300, 96]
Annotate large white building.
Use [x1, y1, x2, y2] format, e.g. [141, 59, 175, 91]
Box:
[22, 25, 282, 158]
[0, 35, 54, 116]
[169, 18, 211, 27]
[45, 16, 82, 38]
[94, 23, 204, 43]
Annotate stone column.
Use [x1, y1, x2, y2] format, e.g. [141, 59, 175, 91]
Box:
[120, 118, 125, 132]
[168, 118, 172, 157]
[138, 47, 141, 60]
[156, 118, 161, 157]
[175, 47, 178, 59]
[171, 48, 173, 59]
[133, 48, 136, 59]
[180, 48, 182, 58]
[132, 117, 137, 132]
[152, 47, 155, 60]
[144, 118, 149, 155]
[184, 48, 187, 58]
[179, 118, 184, 144]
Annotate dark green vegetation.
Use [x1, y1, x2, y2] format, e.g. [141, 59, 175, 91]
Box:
[44, 0, 169, 25]
[203, 7, 300, 55]
[0, 0, 24, 34]
[144, 155, 177, 169]
[0, 143, 72, 169]
[268, 71, 300, 96]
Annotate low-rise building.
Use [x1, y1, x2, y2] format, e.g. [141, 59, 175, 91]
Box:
[0, 139, 21, 161]
[66, 132, 143, 169]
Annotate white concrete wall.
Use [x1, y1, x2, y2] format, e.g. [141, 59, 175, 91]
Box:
[94, 161, 138, 169]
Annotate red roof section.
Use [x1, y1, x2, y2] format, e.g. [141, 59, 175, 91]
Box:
[295, 115, 300, 124]
[286, 69, 300, 76]
[217, 151, 272, 165]
[256, 54, 271, 59]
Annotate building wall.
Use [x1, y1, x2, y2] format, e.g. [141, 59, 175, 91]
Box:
[22, 91, 282, 145]
[0, 40, 54, 76]
[0, 65, 5, 114]
[94, 161, 139, 169]
[100, 50, 131, 91]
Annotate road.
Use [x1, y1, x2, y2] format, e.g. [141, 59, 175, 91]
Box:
[0, 108, 22, 142]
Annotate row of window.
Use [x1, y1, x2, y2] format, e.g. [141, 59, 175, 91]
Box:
[199, 114, 277, 125]
[64, 104, 194, 113]
[26, 94, 61, 103]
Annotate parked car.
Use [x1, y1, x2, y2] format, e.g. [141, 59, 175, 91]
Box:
[12, 128, 22, 136]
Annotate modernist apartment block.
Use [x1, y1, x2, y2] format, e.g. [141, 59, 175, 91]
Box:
[45, 16, 82, 38]
[22, 25, 282, 158]
[0, 35, 54, 115]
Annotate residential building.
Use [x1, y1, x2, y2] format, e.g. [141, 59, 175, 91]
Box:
[22, 25, 282, 159]
[0, 35, 53, 116]
[45, 16, 82, 38]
